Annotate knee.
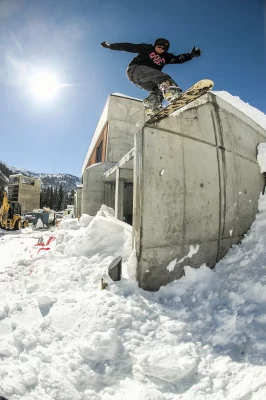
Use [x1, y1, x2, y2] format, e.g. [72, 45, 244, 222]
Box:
[156, 76, 172, 85]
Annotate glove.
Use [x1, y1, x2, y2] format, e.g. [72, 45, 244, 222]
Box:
[101, 41, 111, 49]
[190, 46, 201, 57]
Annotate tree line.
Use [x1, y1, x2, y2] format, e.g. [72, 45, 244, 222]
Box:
[40, 185, 75, 211]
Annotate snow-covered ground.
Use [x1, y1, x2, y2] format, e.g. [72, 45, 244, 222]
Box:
[1, 197, 266, 399]
[1, 92, 266, 400]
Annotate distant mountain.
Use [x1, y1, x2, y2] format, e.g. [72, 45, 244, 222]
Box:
[0, 161, 81, 192]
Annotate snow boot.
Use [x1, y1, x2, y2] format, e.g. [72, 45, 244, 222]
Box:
[143, 97, 163, 117]
[159, 81, 182, 103]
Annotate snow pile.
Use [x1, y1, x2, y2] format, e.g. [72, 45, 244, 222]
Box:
[3, 198, 266, 398]
[2, 90, 266, 398]
[214, 91, 266, 131]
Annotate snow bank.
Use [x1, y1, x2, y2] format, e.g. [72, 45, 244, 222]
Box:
[2, 88, 266, 398]
[3, 194, 266, 399]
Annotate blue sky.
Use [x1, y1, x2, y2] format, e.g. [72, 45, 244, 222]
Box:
[0, 0, 265, 177]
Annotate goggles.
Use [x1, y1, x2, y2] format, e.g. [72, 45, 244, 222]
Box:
[155, 41, 169, 50]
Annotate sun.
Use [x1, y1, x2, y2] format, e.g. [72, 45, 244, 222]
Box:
[29, 71, 61, 101]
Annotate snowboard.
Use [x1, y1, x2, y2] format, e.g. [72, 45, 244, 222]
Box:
[144, 79, 214, 125]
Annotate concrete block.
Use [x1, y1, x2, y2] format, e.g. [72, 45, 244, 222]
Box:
[134, 93, 266, 291]
[181, 104, 217, 144]
[106, 120, 135, 163]
[231, 116, 263, 161]
[82, 163, 114, 215]
[107, 95, 144, 124]
[183, 139, 220, 243]
[140, 127, 184, 248]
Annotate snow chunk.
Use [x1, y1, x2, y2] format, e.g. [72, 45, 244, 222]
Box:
[37, 295, 57, 317]
[0, 339, 17, 357]
[257, 143, 266, 173]
[65, 205, 131, 260]
[79, 328, 119, 362]
[59, 217, 80, 230]
[177, 244, 200, 264]
[39, 366, 81, 400]
[135, 343, 198, 382]
[166, 258, 177, 272]
[36, 218, 44, 229]
[19, 359, 40, 387]
[166, 245, 200, 272]
[79, 214, 94, 228]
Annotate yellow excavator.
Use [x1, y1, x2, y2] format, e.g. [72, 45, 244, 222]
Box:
[0, 191, 28, 230]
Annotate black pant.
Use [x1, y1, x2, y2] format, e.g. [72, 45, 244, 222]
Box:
[127, 65, 178, 106]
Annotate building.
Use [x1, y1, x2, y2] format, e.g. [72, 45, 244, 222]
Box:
[74, 184, 83, 218]
[8, 174, 41, 213]
[81, 92, 266, 291]
[81, 93, 145, 222]
[63, 205, 75, 217]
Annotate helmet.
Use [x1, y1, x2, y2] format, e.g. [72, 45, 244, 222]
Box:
[154, 38, 170, 51]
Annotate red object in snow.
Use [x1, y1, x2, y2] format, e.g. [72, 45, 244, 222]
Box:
[33, 236, 56, 253]
[46, 236, 56, 245]
[37, 247, 51, 254]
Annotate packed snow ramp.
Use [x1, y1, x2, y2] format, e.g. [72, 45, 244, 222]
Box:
[134, 92, 266, 291]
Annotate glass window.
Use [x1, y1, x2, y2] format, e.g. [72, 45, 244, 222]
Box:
[96, 141, 103, 163]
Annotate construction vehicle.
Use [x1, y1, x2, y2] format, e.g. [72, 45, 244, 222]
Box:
[0, 191, 28, 230]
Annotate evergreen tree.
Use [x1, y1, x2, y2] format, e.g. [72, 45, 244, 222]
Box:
[49, 186, 54, 209]
[0, 187, 4, 204]
[44, 186, 50, 207]
[53, 187, 58, 210]
[62, 192, 68, 210]
[57, 184, 64, 211]
[40, 187, 45, 208]
[69, 189, 75, 205]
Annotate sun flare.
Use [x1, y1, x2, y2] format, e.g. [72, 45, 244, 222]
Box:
[29, 71, 61, 101]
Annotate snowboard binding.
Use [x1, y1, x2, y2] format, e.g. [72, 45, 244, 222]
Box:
[159, 81, 183, 103]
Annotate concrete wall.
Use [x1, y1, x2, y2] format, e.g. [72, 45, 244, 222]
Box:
[74, 186, 83, 218]
[104, 183, 115, 210]
[106, 95, 145, 163]
[134, 92, 266, 291]
[81, 162, 115, 215]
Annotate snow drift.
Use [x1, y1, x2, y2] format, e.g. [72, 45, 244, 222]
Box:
[2, 195, 266, 399]
[1, 93, 266, 399]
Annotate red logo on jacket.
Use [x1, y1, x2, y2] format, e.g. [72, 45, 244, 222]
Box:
[149, 52, 166, 66]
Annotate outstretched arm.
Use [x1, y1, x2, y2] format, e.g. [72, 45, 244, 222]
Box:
[167, 46, 201, 64]
[101, 42, 146, 53]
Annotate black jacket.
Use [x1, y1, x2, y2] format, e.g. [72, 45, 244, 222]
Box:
[108, 43, 193, 71]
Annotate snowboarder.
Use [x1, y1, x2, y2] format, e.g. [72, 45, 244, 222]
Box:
[101, 38, 201, 116]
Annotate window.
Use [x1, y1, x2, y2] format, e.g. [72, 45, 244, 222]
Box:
[8, 185, 19, 202]
[96, 141, 103, 163]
